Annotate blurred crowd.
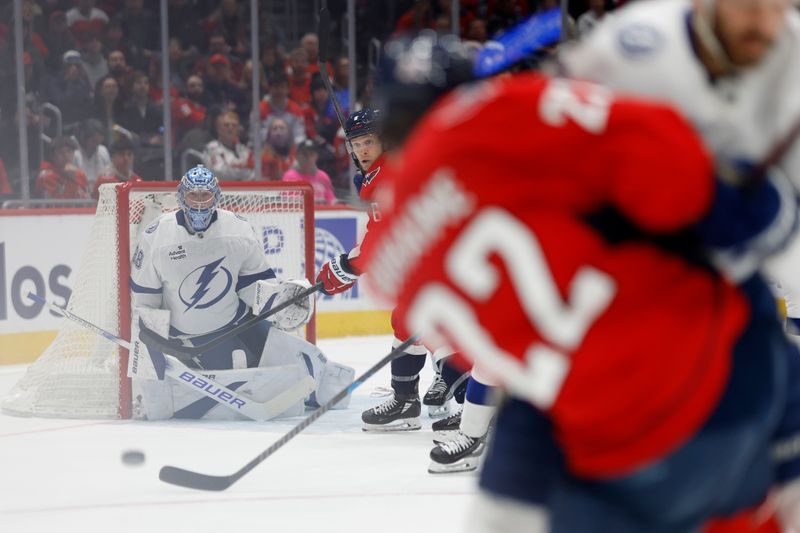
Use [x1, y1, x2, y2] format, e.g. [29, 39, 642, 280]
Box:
[0, 0, 615, 207]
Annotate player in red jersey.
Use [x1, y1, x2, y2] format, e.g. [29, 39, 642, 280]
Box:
[362, 68, 800, 532]
[315, 107, 431, 431]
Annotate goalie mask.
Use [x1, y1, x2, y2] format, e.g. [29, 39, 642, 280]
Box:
[178, 165, 220, 232]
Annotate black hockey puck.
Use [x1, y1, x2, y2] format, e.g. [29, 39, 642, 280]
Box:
[121, 450, 146, 466]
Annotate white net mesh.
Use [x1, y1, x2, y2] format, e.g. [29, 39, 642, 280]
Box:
[2, 182, 311, 419]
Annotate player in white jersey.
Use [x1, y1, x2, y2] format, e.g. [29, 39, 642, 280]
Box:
[130, 165, 354, 420]
[558, 0, 800, 328]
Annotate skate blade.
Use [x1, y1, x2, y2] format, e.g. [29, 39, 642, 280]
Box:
[426, 403, 451, 418]
[428, 455, 482, 474]
[362, 418, 422, 432]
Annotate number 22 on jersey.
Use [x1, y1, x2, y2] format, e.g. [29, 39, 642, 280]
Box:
[406, 208, 616, 410]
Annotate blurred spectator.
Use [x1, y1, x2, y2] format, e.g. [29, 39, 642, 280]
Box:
[394, 0, 433, 34]
[301, 33, 331, 77]
[42, 10, 75, 71]
[146, 56, 179, 104]
[66, 0, 109, 35]
[260, 117, 295, 181]
[92, 75, 121, 139]
[260, 40, 286, 84]
[303, 74, 337, 144]
[78, 32, 108, 88]
[168, 37, 199, 92]
[36, 135, 89, 199]
[287, 47, 311, 106]
[259, 71, 306, 145]
[93, 136, 141, 198]
[328, 56, 351, 119]
[0, 157, 11, 198]
[202, 110, 253, 181]
[172, 74, 207, 143]
[204, 53, 246, 120]
[44, 50, 93, 127]
[168, 0, 204, 53]
[466, 18, 488, 43]
[73, 118, 110, 187]
[578, 0, 608, 36]
[204, 0, 246, 57]
[118, 71, 163, 146]
[240, 59, 268, 111]
[487, 0, 526, 36]
[282, 139, 335, 205]
[203, 32, 244, 80]
[107, 49, 132, 98]
[113, 0, 157, 70]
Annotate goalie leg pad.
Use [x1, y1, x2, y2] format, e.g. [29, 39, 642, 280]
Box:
[169, 365, 309, 420]
[129, 307, 171, 380]
[314, 361, 356, 409]
[257, 327, 355, 408]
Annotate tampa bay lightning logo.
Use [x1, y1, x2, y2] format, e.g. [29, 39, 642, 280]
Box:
[178, 257, 233, 311]
[617, 24, 663, 58]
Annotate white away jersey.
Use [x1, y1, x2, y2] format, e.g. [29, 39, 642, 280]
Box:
[130, 209, 275, 336]
[558, 0, 800, 182]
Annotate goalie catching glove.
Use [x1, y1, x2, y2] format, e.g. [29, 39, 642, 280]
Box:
[316, 254, 360, 295]
[253, 279, 315, 331]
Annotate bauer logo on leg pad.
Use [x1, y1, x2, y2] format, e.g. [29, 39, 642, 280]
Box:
[178, 371, 247, 409]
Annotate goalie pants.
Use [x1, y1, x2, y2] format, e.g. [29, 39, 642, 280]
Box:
[479, 276, 800, 532]
[183, 320, 273, 370]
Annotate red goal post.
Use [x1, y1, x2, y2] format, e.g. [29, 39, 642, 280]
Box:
[2, 180, 315, 419]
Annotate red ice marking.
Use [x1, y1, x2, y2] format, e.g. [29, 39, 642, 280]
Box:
[0, 420, 112, 439]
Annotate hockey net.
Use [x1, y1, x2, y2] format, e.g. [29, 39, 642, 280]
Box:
[2, 181, 315, 419]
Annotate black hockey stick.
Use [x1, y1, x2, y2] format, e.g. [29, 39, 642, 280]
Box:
[159, 336, 419, 491]
[317, 7, 367, 177]
[138, 281, 323, 358]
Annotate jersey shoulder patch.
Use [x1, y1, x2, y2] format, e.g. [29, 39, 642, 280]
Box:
[145, 220, 160, 234]
[234, 213, 248, 222]
[616, 23, 664, 58]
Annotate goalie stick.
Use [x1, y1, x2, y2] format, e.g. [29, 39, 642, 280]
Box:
[137, 281, 323, 358]
[317, 7, 367, 177]
[27, 292, 314, 421]
[159, 335, 418, 491]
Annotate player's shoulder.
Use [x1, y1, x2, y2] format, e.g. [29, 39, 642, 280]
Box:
[578, 0, 688, 58]
[214, 209, 256, 236]
[138, 211, 181, 246]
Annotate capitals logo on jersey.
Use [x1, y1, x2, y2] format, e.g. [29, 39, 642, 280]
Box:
[178, 257, 233, 311]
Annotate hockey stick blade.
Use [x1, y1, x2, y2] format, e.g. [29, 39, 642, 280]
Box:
[158, 337, 419, 491]
[139, 281, 323, 357]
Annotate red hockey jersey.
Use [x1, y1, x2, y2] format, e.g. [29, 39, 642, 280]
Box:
[362, 73, 749, 479]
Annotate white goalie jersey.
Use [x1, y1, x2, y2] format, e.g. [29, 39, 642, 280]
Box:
[130, 208, 276, 336]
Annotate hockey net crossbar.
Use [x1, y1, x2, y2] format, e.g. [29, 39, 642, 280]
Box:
[2, 181, 315, 419]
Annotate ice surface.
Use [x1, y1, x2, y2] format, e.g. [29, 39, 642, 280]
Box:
[0, 335, 477, 533]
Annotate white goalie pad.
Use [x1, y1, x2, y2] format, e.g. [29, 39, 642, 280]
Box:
[128, 307, 171, 380]
[259, 327, 355, 409]
[253, 279, 314, 331]
[134, 364, 310, 420]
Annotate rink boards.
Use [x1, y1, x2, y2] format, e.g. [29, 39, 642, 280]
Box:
[0, 206, 392, 364]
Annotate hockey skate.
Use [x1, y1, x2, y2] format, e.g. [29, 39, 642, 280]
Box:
[423, 373, 451, 418]
[432, 405, 462, 443]
[428, 431, 485, 474]
[362, 394, 421, 432]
